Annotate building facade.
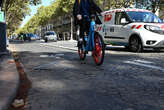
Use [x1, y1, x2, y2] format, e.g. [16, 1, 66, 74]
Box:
[41, 14, 76, 41]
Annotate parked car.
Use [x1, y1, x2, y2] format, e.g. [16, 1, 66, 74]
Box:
[22, 33, 31, 41]
[34, 34, 40, 40]
[25, 33, 37, 41]
[43, 31, 57, 42]
[96, 8, 164, 52]
[30, 34, 36, 40]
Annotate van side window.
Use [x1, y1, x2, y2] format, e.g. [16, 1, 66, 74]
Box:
[115, 12, 130, 25]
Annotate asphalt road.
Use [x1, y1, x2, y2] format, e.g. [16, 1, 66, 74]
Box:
[10, 40, 164, 110]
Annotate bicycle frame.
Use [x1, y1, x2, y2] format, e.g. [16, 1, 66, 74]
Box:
[78, 15, 105, 65]
[85, 19, 102, 53]
[85, 20, 95, 52]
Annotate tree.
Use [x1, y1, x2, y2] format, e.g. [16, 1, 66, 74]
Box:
[1, 0, 41, 34]
[100, 0, 135, 10]
[134, 0, 164, 13]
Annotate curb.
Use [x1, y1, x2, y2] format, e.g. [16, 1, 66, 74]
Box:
[7, 51, 32, 110]
[0, 51, 20, 110]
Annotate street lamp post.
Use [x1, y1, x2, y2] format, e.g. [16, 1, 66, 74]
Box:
[70, 16, 73, 41]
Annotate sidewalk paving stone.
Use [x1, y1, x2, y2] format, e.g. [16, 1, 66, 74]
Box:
[0, 52, 19, 110]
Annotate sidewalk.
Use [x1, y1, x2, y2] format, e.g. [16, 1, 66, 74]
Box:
[0, 52, 19, 110]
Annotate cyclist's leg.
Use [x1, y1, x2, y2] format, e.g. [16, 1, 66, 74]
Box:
[77, 20, 86, 60]
[79, 20, 84, 40]
[75, 21, 82, 49]
[85, 20, 90, 36]
[81, 18, 90, 46]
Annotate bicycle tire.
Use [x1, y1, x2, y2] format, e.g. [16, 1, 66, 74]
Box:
[92, 32, 105, 65]
[78, 41, 86, 60]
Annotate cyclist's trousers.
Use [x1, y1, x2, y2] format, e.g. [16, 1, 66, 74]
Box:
[79, 18, 90, 39]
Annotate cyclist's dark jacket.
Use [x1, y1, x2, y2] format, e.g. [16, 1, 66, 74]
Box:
[73, 0, 102, 25]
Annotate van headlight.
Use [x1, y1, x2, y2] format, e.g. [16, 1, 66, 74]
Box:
[144, 25, 164, 35]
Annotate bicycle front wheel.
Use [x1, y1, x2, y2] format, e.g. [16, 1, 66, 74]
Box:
[92, 32, 105, 65]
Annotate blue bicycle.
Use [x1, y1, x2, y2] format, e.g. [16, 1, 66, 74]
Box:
[77, 15, 105, 65]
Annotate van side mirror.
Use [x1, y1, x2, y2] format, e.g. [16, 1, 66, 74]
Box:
[121, 18, 128, 24]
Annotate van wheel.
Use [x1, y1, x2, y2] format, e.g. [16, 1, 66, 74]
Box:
[129, 36, 142, 52]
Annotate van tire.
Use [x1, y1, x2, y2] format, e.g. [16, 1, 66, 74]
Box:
[129, 36, 143, 52]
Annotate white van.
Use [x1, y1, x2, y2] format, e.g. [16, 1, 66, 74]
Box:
[44, 31, 57, 42]
[96, 8, 164, 52]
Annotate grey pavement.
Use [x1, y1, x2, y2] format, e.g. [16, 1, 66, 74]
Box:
[0, 52, 19, 110]
[10, 41, 164, 110]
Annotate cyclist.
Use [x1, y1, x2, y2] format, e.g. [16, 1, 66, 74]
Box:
[73, 0, 102, 45]
[20, 34, 24, 42]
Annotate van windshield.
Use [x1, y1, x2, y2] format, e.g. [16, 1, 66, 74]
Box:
[46, 32, 55, 35]
[126, 11, 162, 23]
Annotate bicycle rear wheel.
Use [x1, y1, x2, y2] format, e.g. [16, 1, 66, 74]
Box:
[92, 33, 105, 65]
[78, 41, 86, 60]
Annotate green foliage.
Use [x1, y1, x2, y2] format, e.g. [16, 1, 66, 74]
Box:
[1, 0, 41, 34]
[18, 0, 75, 34]
[102, 0, 135, 10]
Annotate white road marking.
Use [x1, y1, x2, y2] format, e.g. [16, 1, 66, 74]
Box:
[40, 54, 64, 58]
[40, 55, 49, 58]
[124, 61, 164, 72]
[133, 59, 153, 64]
[55, 54, 64, 57]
